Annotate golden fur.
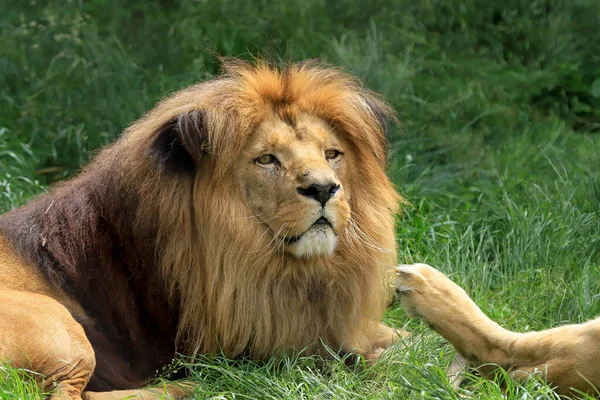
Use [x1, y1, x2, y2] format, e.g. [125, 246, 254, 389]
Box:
[0, 60, 405, 399]
[396, 263, 600, 395]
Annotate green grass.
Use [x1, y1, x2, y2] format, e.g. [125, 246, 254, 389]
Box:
[0, 366, 45, 400]
[1, 0, 599, 398]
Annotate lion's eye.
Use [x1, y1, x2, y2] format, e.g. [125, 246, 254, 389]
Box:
[325, 149, 342, 160]
[256, 154, 277, 165]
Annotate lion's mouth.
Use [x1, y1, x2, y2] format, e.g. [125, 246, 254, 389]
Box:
[285, 217, 333, 244]
[313, 216, 332, 227]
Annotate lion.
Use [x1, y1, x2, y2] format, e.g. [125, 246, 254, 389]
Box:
[395, 263, 600, 395]
[0, 59, 407, 399]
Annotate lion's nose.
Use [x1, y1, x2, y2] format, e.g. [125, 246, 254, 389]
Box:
[296, 183, 340, 206]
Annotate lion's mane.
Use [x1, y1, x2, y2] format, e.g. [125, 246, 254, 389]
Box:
[0, 60, 401, 390]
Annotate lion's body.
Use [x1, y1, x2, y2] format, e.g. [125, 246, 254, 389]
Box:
[0, 60, 403, 399]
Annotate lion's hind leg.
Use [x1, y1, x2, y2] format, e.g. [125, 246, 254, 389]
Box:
[0, 290, 95, 400]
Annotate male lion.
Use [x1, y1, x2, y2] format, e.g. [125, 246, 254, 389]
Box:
[396, 263, 600, 396]
[0, 60, 406, 399]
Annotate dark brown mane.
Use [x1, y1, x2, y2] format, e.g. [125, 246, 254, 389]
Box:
[0, 153, 180, 390]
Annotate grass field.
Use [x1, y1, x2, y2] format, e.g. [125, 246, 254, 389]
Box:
[1, 0, 599, 398]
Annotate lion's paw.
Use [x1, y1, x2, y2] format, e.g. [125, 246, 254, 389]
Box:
[394, 263, 460, 320]
[394, 263, 446, 292]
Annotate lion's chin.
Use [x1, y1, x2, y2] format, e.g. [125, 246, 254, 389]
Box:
[288, 225, 337, 259]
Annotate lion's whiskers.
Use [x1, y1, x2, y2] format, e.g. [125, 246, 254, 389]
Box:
[351, 212, 398, 241]
[345, 217, 389, 252]
[245, 225, 277, 254]
[234, 213, 278, 224]
[245, 219, 290, 254]
[268, 222, 289, 248]
[233, 214, 262, 221]
[248, 241, 278, 271]
[247, 222, 290, 269]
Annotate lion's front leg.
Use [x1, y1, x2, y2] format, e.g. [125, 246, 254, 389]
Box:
[356, 323, 410, 363]
[393, 263, 600, 395]
[373, 323, 410, 348]
[393, 263, 518, 367]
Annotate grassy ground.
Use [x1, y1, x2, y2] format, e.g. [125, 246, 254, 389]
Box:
[1, 0, 599, 398]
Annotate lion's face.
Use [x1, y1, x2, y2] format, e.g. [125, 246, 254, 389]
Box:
[235, 113, 352, 258]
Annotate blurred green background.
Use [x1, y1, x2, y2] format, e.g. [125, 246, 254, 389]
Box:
[1, 0, 599, 398]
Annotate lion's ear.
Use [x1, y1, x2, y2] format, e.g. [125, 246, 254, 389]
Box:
[151, 110, 208, 174]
